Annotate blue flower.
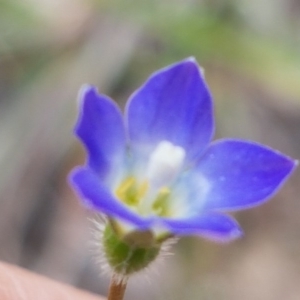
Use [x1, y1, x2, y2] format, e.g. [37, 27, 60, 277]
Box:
[70, 58, 297, 243]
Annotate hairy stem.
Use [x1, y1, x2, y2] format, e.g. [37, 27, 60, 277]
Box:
[107, 274, 128, 300]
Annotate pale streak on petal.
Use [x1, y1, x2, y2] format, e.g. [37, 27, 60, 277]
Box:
[169, 172, 212, 218]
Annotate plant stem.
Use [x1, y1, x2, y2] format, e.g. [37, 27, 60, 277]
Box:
[107, 274, 127, 300]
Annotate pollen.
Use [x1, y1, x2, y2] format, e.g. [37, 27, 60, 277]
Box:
[115, 176, 149, 207]
[152, 187, 171, 216]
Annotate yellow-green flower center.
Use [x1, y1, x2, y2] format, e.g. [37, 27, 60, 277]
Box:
[115, 177, 171, 217]
[115, 176, 148, 207]
[115, 141, 186, 218]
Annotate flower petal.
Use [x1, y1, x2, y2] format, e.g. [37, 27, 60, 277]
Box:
[75, 86, 126, 183]
[194, 139, 297, 211]
[69, 167, 152, 229]
[161, 213, 242, 242]
[126, 57, 214, 164]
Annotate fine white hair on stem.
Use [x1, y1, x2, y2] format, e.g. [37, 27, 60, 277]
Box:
[89, 214, 179, 281]
[127, 236, 179, 290]
[88, 214, 112, 276]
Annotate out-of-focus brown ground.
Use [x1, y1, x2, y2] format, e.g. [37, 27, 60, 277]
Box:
[0, 1, 300, 299]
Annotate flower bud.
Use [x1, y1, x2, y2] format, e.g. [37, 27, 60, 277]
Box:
[103, 224, 160, 275]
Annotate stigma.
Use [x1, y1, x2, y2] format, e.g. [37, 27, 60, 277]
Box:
[146, 141, 186, 188]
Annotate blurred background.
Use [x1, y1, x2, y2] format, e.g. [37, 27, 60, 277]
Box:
[0, 0, 300, 299]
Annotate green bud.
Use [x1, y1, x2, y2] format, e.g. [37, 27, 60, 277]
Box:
[103, 223, 160, 275]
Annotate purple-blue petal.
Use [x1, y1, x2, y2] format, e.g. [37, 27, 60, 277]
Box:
[126, 58, 214, 163]
[69, 167, 152, 229]
[161, 213, 242, 241]
[75, 86, 126, 182]
[195, 139, 297, 211]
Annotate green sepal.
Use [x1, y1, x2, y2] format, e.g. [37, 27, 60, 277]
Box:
[103, 224, 160, 275]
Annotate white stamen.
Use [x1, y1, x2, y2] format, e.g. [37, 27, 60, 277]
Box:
[146, 141, 186, 188]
